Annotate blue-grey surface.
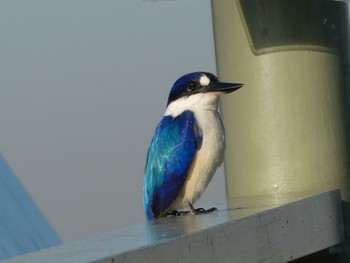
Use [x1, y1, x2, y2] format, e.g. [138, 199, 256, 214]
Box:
[0, 155, 60, 260]
[0, 191, 343, 263]
[0, 0, 223, 242]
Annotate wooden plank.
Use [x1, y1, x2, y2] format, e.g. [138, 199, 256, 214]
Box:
[2, 190, 343, 263]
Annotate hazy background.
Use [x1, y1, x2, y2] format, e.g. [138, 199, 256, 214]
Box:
[0, 0, 227, 242]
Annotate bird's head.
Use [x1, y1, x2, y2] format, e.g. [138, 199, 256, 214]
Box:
[165, 72, 243, 116]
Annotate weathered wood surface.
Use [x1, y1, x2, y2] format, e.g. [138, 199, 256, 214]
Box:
[2, 190, 343, 263]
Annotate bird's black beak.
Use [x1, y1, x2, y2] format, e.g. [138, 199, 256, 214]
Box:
[203, 82, 243, 94]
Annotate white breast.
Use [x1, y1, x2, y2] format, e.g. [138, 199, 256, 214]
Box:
[165, 93, 226, 210]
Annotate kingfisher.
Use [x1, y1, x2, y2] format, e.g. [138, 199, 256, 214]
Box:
[143, 72, 243, 220]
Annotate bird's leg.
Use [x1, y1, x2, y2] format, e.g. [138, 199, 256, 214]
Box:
[188, 202, 197, 214]
[188, 202, 218, 214]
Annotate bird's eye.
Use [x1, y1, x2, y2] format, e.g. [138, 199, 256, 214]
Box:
[186, 81, 198, 92]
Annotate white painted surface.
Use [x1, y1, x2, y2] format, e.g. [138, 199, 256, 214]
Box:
[2, 190, 344, 263]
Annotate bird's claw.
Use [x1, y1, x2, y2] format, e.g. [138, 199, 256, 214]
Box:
[188, 202, 218, 215]
[165, 210, 191, 216]
[192, 207, 218, 214]
[165, 206, 218, 217]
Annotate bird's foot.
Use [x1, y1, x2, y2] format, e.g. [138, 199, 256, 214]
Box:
[189, 203, 218, 215]
[165, 203, 218, 217]
[194, 207, 218, 214]
[165, 210, 192, 217]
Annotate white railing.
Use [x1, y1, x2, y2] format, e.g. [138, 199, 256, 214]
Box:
[1, 190, 344, 263]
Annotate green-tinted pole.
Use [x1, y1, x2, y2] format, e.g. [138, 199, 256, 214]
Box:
[211, 0, 350, 201]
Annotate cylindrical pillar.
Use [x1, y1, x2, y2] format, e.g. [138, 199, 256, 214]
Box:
[212, 0, 350, 201]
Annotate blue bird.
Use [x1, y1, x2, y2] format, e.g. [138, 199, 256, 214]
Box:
[143, 72, 243, 220]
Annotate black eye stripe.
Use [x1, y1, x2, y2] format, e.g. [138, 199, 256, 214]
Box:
[186, 81, 199, 91]
[167, 72, 218, 106]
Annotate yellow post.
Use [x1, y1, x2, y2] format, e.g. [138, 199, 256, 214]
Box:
[211, 0, 350, 201]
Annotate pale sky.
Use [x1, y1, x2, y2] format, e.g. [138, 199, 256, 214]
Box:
[0, 0, 227, 241]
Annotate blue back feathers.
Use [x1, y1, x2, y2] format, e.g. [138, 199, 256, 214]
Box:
[143, 110, 202, 220]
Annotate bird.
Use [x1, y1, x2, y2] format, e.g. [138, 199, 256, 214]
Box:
[143, 72, 243, 221]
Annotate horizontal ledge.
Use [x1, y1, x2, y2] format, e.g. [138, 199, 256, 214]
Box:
[2, 190, 344, 263]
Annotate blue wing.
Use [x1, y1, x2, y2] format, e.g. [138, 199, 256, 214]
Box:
[143, 110, 202, 220]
